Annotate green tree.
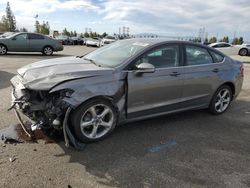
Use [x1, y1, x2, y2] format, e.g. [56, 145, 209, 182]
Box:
[19, 27, 28, 32]
[83, 32, 89, 37]
[89, 31, 93, 38]
[209, 36, 217, 43]
[62, 28, 70, 36]
[93, 32, 97, 37]
[73, 30, 77, 37]
[35, 20, 40, 33]
[0, 16, 8, 32]
[5, 2, 16, 31]
[102, 32, 107, 38]
[232, 37, 243, 45]
[221, 36, 229, 43]
[239, 37, 244, 45]
[34, 21, 50, 34]
[39, 21, 50, 34]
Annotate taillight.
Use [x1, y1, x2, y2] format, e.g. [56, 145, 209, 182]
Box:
[240, 64, 244, 77]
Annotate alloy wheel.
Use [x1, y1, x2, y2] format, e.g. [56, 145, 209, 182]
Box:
[80, 104, 114, 139]
[43, 47, 53, 55]
[214, 88, 231, 113]
[0, 45, 7, 55]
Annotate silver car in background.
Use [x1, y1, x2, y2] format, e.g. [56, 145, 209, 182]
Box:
[0, 32, 63, 55]
[10, 39, 243, 144]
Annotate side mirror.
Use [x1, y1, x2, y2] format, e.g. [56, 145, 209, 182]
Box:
[135, 63, 155, 73]
[12, 37, 16, 40]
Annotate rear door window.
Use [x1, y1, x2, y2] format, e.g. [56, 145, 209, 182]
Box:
[28, 34, 44, 40]
[185, 45, 213, 66]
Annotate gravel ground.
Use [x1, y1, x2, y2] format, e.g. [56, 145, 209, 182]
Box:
[0, 46, 250, 188]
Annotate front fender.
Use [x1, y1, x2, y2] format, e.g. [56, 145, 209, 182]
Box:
[49, 76, 126, 109]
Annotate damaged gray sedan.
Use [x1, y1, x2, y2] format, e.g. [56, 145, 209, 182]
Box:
[10, 39, 243, 144]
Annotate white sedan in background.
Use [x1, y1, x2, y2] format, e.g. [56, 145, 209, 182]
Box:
[209, 42, 249, 56]
[100, 36, 116, 46]
[85, 37, 100, 47]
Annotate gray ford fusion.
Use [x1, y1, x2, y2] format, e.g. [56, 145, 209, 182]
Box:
[10, 39, 244, 144]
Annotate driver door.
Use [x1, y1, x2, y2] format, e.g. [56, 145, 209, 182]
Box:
[8, 33, 29, 52]
[127, 44, 184, 119]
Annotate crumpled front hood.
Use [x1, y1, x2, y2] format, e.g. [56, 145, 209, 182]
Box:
[17, 56, 114, 90]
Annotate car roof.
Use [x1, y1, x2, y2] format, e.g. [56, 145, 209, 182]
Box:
[209, 42, 230, 46]
[120, 38, 212, 48]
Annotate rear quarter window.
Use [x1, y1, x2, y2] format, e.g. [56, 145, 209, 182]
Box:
[209, 51, 224, 63]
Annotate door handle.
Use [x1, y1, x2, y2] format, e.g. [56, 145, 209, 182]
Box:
[212, 68, 219, 73]
[170, 72, 181, 77]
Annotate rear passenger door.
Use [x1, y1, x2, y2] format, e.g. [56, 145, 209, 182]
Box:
[182, 45, 224, 108]
[28, 33, 45, 52]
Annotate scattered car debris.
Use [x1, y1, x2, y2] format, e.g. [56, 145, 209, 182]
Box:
[9, 156, 16, 162]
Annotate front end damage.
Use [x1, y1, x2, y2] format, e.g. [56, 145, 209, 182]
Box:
[10, 75, 86, 149]
[10, 70, 127, 149]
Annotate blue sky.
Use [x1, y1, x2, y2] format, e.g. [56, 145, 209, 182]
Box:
[0, 0, 249, 41]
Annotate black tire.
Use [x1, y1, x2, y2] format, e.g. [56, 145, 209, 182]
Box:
[239, 48, 248, 56]
[70, 99, 118, 143]
[0, 44, 7, 55]
[43, 46, 53, 56]
[209, 85, 232, 115]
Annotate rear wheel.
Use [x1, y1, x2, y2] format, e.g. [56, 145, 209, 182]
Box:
[71, 99, 118, 143]
[209, 85, 232, 115]
[239, 48, 248, 56]
[43, 46, 53, 56]
[0, 44, 7, 55]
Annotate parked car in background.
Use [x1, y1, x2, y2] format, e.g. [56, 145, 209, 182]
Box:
[10, 39, 243, 143]
[0, 32, 63, 55]
[85, 37, 100, 47]
[55, 35, 73, 45]
[100, 36, 116, 46]
[0, 32, 15, 38]
[71, 37, 85, 45]
[209, 42, 248, 56]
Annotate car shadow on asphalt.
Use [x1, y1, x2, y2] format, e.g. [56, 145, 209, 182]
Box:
[54, 98, 250, 187]
[0, 71, 15, 89]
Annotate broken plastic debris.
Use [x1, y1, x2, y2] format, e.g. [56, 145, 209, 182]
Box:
[9, 157, 16, 162]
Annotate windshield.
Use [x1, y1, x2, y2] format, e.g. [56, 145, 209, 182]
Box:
[84, 40, 149, 68]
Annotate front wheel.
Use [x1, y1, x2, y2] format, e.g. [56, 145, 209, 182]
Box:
[43, 46, 53, 56]
[70, 99, 118, 143]
[209, 85, 232, 115]
[0, 44, 7, 55]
